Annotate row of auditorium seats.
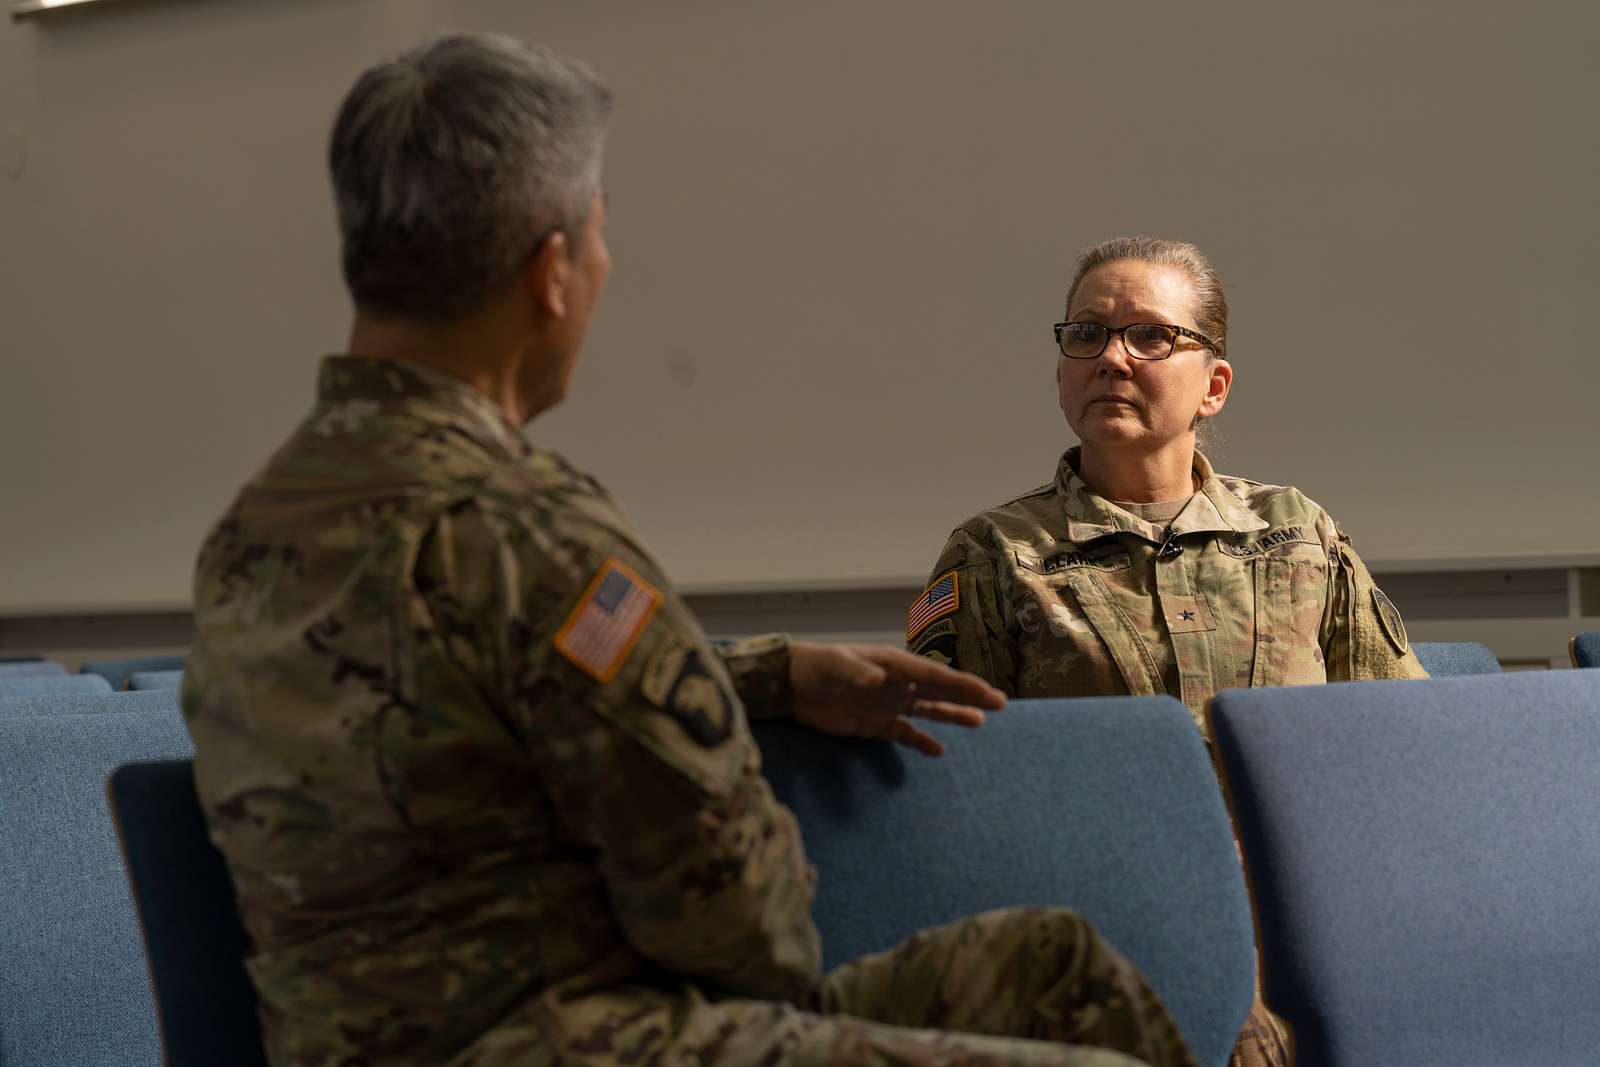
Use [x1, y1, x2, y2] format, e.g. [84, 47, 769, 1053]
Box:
[0, 639, 1596, 1067]
[0, 654, 186, 690]
[0, 641, 1519, 698]
[4, 633, 1594, 695]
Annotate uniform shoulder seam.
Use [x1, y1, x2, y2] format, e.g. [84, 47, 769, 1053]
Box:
[1218, 472, 1314, 504]
[944, 483, 1054, 538]
[972, 481, 1056, 517]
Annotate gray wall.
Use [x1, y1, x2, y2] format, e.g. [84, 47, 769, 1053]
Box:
[2, 0, 1596, 615]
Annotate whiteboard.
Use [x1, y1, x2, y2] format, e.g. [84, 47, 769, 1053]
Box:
[1, 0, 1594, 612]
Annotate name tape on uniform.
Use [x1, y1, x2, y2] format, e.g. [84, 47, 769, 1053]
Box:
[1219, 525, 1317, 558]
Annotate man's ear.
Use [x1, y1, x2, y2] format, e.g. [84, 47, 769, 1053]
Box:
[1199, 357, 1232, 418]
[525, 230, 573, 318]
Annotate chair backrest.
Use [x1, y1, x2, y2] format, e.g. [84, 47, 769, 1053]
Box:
[1573, 632, 1600, 668]
[0, 660, 66, 678]
[754, 697, 1255, 1067]
[1209, 671, 1600, 1067]
[109, 760, 269, 1067]
[0, 673, 113, 698]
[0, 688, 180, 719]
[128, 669, 184, 691]
[0, 709, 193, 1067]
[79, 654, 186, 691]
[1412, 640, 1501, 675]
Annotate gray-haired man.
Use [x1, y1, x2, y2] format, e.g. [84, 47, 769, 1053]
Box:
[183, 34, 1197, 1067]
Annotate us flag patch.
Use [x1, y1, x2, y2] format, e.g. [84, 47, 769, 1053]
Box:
[906, 570, 959, 641]
[555, 558, 662, 682]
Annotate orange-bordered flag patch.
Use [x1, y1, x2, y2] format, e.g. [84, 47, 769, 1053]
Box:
[906, 570, 959, 641]
[555, 557, 662, 683]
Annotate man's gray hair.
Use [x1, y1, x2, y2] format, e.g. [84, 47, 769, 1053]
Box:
[329, 34, 613, 322]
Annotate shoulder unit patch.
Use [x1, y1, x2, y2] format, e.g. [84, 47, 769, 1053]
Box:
[1371, 587, 1410, 655]
[907, 570, 960, 642]
[555, 557, 662, 682]
[640, 639, 733, 747]
[908, 617, 958, 665]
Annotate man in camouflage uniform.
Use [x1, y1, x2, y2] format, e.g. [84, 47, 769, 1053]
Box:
[909, 446, 1427, 730]
[183, 35, 1199, 1067]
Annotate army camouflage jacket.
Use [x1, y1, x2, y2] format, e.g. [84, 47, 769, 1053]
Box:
[908, 448, 1426, 726]
[184, 357, 819, 1066]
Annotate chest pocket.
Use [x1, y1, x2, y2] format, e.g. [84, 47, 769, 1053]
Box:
[1012, 551, 1163, 699]
[1245, 537, 1333, 687]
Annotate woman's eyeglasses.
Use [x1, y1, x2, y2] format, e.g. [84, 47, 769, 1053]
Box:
[1052, 321, 1220, 361]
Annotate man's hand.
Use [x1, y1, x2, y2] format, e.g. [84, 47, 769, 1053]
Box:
[788, 641, 1005, 757]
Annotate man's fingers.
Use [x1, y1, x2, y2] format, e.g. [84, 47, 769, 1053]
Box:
[862, 646, 1005, 709]
[889, 718, 945, 757]
[907, 698, 986, 729]
[847, 655, 890, 691]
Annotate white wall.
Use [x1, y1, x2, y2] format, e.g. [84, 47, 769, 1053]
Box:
[2, 0, 1596, 613]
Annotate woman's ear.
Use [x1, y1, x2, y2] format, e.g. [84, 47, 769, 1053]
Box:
[1199, 356, 1232, 418]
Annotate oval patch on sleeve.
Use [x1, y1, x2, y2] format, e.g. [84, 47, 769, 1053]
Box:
[640, 640, 733, 747]
[909, 617, 958, 665]
[1372, 587, 1409, 655]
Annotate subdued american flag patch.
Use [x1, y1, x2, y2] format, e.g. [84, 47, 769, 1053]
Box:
[906, 570, 959, 641]
[555, 558, 662, 682]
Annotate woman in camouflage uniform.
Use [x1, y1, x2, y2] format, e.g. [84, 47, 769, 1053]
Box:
[908, 236, 1429, 1067]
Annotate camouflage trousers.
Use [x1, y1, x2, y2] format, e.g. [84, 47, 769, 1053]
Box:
[450, 907, 1197, 1066]
[1228, 996, 1289, 1067]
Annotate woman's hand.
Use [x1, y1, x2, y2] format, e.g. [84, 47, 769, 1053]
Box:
[788, 641, 1005, 757]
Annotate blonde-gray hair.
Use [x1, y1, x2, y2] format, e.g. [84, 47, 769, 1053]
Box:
[1065, 236, 1229, 359]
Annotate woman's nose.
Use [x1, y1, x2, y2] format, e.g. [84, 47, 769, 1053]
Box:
[1098, 334, 1136, 376]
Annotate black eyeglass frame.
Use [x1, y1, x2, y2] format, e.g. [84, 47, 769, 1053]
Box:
[1052, 321, 1223, 361]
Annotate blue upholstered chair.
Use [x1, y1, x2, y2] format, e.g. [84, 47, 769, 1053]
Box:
[0, 660, 66, 678]
[0, 673, 113, 698]
[0, 709, 193, 1067]
[128, 669, 184, 691]
[79, 654, 186, 691]
[109, 760, 268, 1067]
[1209, 671, 1600, 1067]
[1572, 632, 1599, 668]
[1412, 641, 1500, 675]
[104, 700, 1253, 1067]
[0, 688, 180, 719]
[754, 697, 1255, 1067]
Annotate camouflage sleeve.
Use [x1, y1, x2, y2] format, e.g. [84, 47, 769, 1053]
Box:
[906, 529, 1018, 694]
[712, 634, 794, 720]
[1319, 519, 1429, 681]
[414, 501, 820, 1002]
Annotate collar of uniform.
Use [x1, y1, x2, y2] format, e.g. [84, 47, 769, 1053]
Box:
[1055, 447, 1269, 544]
[1184, 449, 1269, 536]
[316, 355, 530, 460]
